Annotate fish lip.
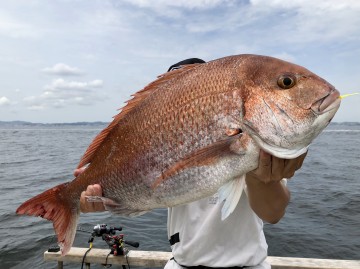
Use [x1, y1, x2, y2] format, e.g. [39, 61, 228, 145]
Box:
[311, 90, 341, 115]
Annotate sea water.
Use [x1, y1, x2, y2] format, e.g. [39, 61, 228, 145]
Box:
[0, 123, 359, 269]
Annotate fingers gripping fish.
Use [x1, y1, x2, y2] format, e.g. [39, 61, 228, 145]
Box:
[16, 54, 341, 255]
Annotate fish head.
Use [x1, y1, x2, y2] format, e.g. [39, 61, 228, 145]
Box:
[237, 55, 341, 158]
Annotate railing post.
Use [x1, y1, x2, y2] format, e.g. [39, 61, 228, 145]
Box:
[57, 261, 63, 269]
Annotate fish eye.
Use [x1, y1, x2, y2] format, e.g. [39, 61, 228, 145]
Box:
[277, 74, 296, 89]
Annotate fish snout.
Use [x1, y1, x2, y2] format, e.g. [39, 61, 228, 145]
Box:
[311, 89, 341, 115]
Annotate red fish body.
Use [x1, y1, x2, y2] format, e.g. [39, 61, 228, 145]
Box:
[16, 54, 341, 254]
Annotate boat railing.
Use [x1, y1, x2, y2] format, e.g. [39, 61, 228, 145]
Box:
[44, 247, 360, 269]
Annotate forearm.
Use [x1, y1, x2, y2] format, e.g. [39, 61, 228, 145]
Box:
[245, 175, 290, 224]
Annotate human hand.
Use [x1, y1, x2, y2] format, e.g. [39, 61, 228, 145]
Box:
[80, 184, 105, 213]
[247, 150, 307, 184]
[74, 167, 106, 213]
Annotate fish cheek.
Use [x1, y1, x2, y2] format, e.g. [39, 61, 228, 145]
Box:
[242, 94, 278, 138]
[266, 88, 314, 126]
[241, 92, 302, 148]
[291, 87, 319, 109]
[288, 76, 335, 110]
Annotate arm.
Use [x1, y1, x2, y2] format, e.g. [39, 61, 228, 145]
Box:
[245, 150, 307, 224]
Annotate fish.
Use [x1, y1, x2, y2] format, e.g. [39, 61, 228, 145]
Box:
[16, 54, 341, 255]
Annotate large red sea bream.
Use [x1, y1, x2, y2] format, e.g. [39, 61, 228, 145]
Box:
[17, 54, 341, 254]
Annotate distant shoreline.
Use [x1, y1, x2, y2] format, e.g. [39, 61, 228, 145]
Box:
[0, 120, 359, 128]
[0, 121, 109, 127]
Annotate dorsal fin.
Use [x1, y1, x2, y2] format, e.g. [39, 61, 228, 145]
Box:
[77, 63, 201, 169]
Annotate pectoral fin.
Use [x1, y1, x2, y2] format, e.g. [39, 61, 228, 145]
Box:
[218, 175, 246, 220]
[152, 136, 239, 189]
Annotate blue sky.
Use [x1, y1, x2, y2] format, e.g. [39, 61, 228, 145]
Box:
[0, 0, 359, 123]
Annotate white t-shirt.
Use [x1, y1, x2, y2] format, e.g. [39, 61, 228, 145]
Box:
[164, 185, 278, 269]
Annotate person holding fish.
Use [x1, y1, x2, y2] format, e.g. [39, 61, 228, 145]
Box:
[18, 55, 341, 268]
[77, 59, 308, 269]
[78, 150, 306, 269]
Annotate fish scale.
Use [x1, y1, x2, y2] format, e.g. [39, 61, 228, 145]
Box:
[16, 54, 341, 255]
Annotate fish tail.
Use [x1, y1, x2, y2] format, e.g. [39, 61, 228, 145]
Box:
[16, 182, 79, 255]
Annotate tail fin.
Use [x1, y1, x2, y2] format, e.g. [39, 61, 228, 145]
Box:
[16, 183, 79, 255]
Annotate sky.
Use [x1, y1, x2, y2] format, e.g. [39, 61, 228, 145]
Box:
[0, 0, 359, 123]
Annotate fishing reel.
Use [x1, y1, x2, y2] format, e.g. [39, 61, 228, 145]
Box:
[92, 224, 122, 237]
[89, 224, 139, 256]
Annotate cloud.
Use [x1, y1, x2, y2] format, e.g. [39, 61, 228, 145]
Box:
[250, 0, 360, 10]
[0, 96, 11, 106]
[44, 78, 103, 92]
[120, 0, 360, 46]
[28, 105, 45, 111]
[119, 0, 240, 31]
[0, 0, 359, 123]
[42, 63, 84, 76]
[124, 0, 229, 10]
[271, 52, 296, 63]
[248, 0, 360, 44]
[0, 12, 40, 39]
[23, 78, 106, 110]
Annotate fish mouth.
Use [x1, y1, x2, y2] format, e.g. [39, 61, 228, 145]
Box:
[311, 89, 341, 115]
